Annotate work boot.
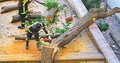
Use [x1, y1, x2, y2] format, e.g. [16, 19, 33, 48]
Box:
[18, 23, 25, 29]
[26, 40, 29, 50]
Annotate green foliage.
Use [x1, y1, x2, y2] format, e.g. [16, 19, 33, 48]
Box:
[45, 21, 51, 26]
[55, 22, 70, 34]
[25, 16, 45, 26]
[66, 22, 71, 26]
[98, 23, 109, 31]
[58, 4, 67, 11]
[45, 18, 58, 26]
[45, 14, 59, 26]
[24, 21, 31, 26]
[44, 0, 58, 10]
[55, 27, 68, 34]
[82, 0, 100, 10]
[48, 28, 54, 33]
[32, 16, 45, 23]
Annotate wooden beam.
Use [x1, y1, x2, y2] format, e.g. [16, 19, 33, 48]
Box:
[89, 24, 120, 63]
[55, 52, 104, 60]
[0, 52, 104, 62]
[67, 0, 88, 18]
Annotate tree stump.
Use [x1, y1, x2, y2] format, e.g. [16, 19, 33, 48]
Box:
[41, 46, 54, 63]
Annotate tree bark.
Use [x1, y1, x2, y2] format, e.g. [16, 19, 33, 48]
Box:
[41, 47, 54, 63]
[41, 45, 58, 63]
[42, 8, 58, 17]
[0, 0, 5, 2]
[10, 12, 41, 23]
[0, 0, 7, 2]
[15, 33, 61, 40]
[0, 4, 18, 13]
[0, 0, 17, 1]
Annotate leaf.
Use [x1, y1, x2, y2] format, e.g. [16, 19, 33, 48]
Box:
[82, 0, 100, 10]
[44, 0, 58, 10]
[98, 23, 109, 31]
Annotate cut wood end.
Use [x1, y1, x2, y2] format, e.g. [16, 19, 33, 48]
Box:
[9, 17, 13, 23]
[0, 10, 2, 13]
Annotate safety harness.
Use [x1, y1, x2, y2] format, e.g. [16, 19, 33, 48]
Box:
[22, 0, 29, 14]
[27, 22, 45, 34]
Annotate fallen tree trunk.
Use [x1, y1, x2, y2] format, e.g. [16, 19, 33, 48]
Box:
[10, 12, 41, 23]
[0, 4, 18, 13]
[40, 2, 120, 63]
[15, 33, 61, 40]
[53, 4, 120, 48]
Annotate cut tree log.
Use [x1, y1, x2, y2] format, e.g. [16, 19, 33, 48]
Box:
[0, 4, 18, 13]
[11, 8, 58, 23]
[10, 12, 41, 23]
[40, 1, 120, 63]
[0, 0, 7, 2]
[15, 33, 61, 40]
[42, 8, 58, 17]
[34, 0, 58, 17]
[0, 0, 16, 1]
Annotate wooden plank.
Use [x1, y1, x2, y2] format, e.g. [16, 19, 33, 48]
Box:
[0, 60, 105, 63]
[67, 0, 87, 18]
[0, 54, 41, 61]
[67, 0, 120, 63]
[0, 52, 104, 62]
[89, 24, 120, 63]
[54, 60, 105, 63]
[55, 52, 104, 60]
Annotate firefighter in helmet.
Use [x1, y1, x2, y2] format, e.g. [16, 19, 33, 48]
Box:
[26, 21, 51, 50]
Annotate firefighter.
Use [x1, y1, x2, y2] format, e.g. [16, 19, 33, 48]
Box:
[26, 21, 50, 50]
[18, 0, 31, 29]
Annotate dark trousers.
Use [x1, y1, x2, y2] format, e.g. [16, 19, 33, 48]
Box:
[19, 14, 26, 23]
[26, 29, 40, 49]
